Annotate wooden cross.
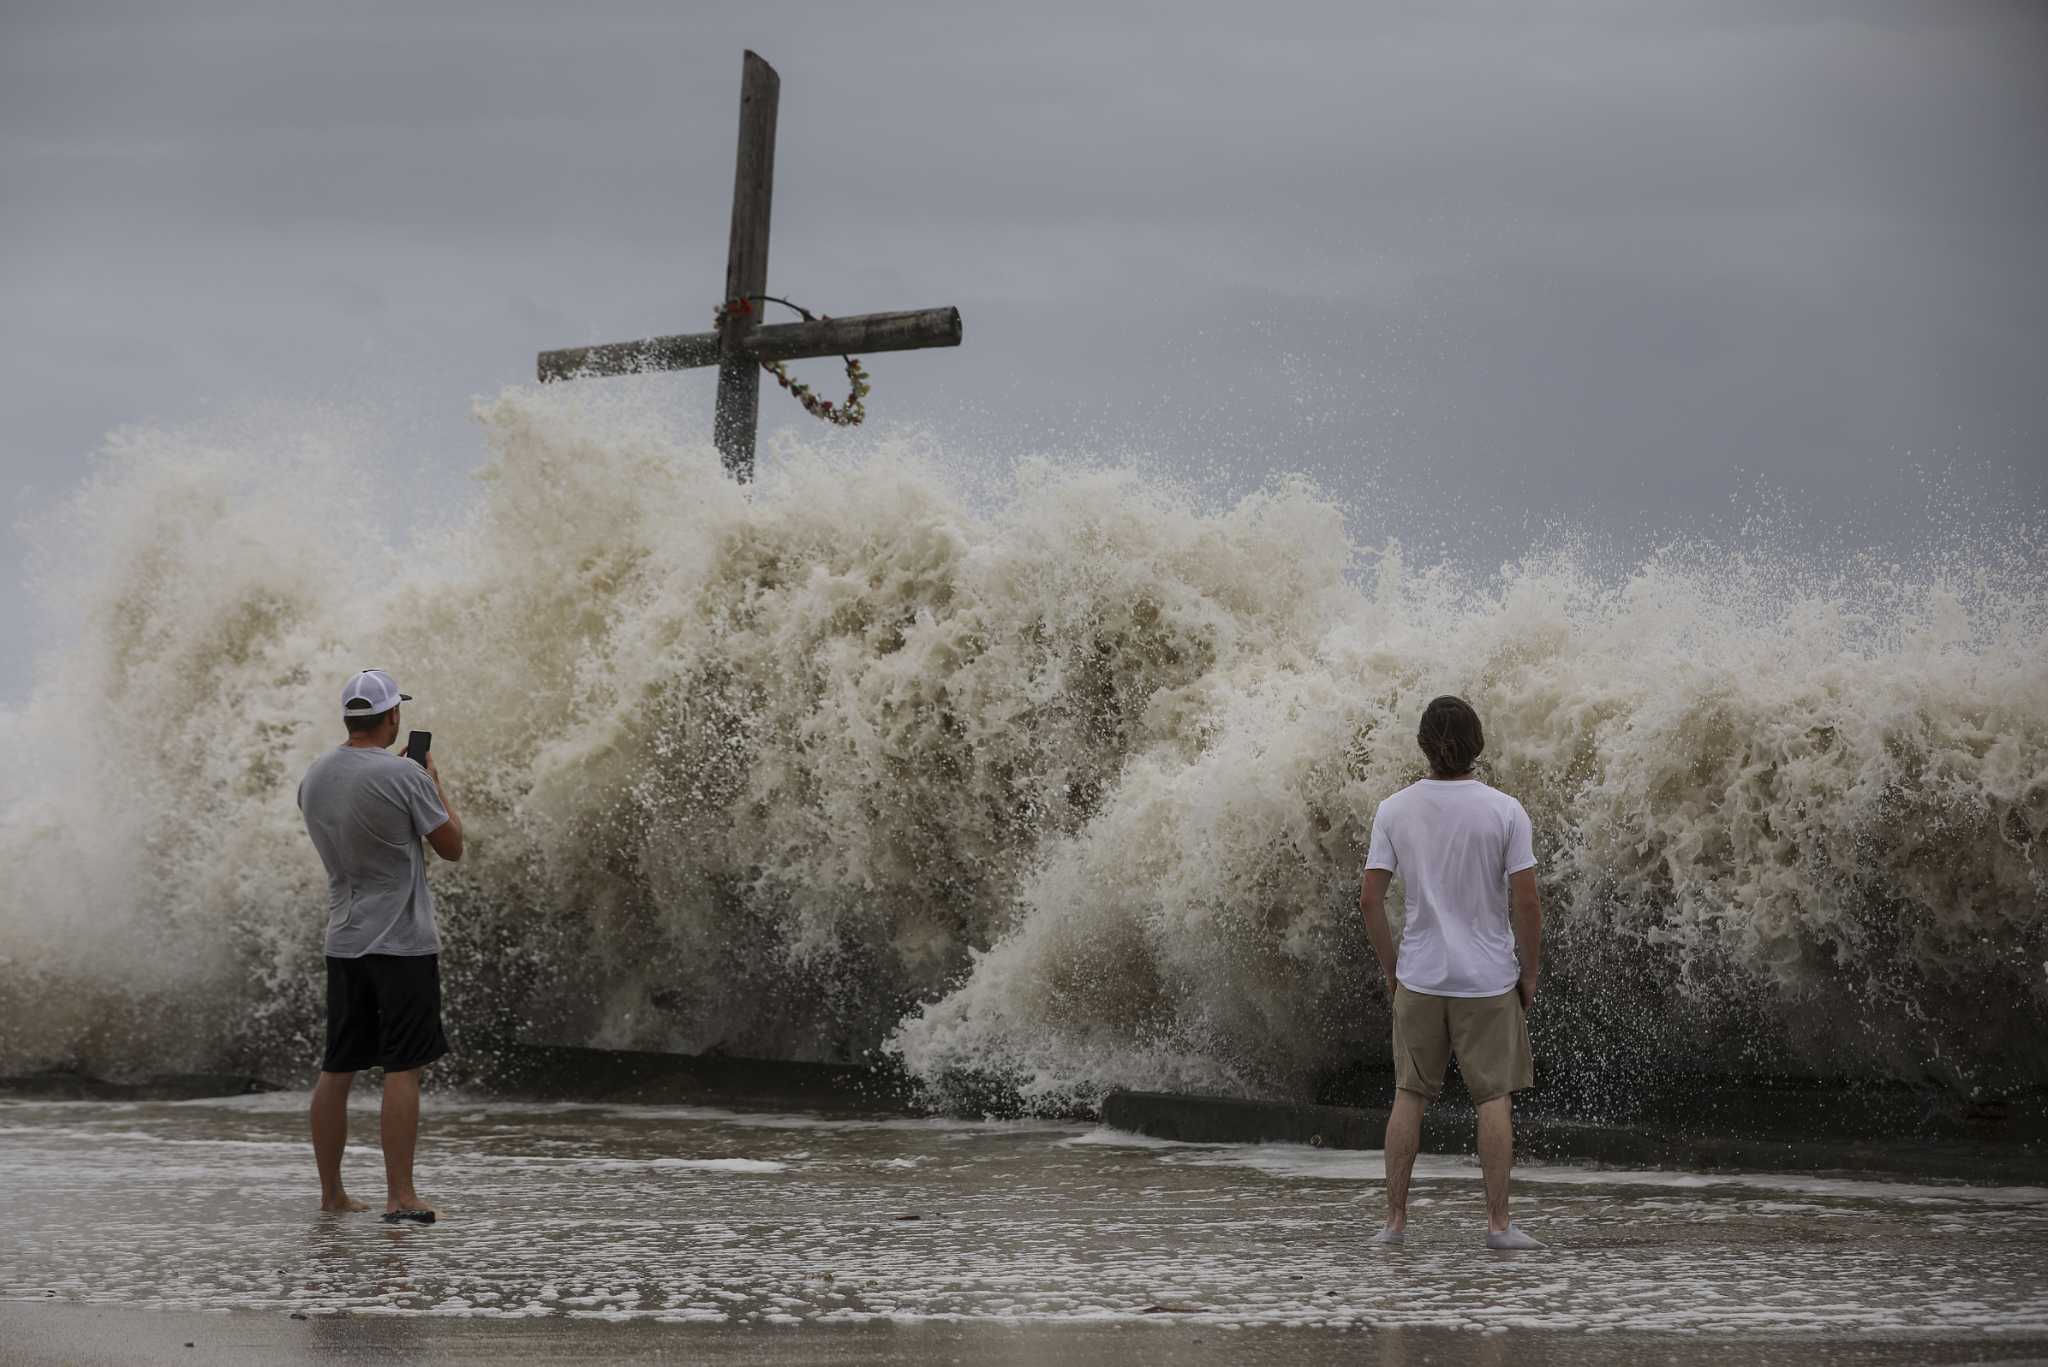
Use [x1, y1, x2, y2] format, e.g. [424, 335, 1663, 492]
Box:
[537, 51, 964, 483]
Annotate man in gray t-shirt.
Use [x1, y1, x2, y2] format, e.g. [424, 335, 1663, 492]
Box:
[298, 669, 463, 1224]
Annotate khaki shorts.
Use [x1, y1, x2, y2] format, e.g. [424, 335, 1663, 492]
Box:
[1391, 984, 1533, 1104]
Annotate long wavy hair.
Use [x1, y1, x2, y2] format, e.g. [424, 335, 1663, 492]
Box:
[1417, 695, 1484, 777]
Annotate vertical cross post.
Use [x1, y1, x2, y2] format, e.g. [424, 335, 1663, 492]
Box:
[714, 51, 780, 482]
[538, 49, 963, 484]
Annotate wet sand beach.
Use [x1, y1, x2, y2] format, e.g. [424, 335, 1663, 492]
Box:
[2, 1093, 2044, 1362]
[8, 1302, 2046, 1366]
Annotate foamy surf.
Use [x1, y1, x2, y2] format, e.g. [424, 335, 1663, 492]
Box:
[2, 1095, 2043, 1337]
[1, 383, 2042, 1109]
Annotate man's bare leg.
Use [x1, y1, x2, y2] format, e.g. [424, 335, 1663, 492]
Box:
[1477, 1094, 1514, 1231]
[380, 1067, 437, 1218]
[310, 1070, 367, 1213]
[1478, 1094, 1542, 1247]
[1376, 1089, 1428, 1242]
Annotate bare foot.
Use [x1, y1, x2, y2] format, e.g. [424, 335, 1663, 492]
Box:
[320, 1193, 369, 1214]
[1486, 1222, 1545, 1250]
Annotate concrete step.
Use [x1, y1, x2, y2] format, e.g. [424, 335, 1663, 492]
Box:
[1099, 1089, 2048, 1185]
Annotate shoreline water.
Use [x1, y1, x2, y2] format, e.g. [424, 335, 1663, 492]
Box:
[4, 1088, 2045, 1347]
[7, 1043, 2044, 1186]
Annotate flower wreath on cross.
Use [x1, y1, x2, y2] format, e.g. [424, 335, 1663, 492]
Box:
[714, 295, 870, 426]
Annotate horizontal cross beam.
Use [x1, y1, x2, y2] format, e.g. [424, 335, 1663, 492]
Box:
[538, 306, 962, 382]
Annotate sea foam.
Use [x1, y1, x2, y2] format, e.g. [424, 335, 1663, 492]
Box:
[1, 385, 2041, 1108]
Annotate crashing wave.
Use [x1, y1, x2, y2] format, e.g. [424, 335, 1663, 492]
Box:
[2, 386, 2041, 1109]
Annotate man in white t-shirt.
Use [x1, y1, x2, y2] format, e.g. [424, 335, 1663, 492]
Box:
[1359, 695, 1545, 1250]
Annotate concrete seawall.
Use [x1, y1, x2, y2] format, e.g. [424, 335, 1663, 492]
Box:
[482, 1042, 918, 1113]
[1099, 1089, 2048, 1185]
[0, 1072, 279, 1102]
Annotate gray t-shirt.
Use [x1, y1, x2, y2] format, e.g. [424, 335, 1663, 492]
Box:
[297, 745, 450, 958]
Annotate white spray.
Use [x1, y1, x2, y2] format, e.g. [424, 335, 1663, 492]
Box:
[2, 387, 2041, 1109]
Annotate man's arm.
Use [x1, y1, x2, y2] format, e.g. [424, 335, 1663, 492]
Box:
[420, 752, 464, 862]
[1509, 867, 1541, 1009]
[1359, 867, 1397, 996]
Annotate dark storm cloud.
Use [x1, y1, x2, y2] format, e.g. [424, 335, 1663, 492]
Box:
[4, 1, 2045, 695]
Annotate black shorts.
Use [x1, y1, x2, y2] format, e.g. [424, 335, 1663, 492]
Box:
[322, 953, 450, 1074]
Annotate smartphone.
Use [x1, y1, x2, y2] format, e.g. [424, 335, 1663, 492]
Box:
[405, 730, 432, 766]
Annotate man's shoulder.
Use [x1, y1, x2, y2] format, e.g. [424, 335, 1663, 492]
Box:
[304, 746, 410, 793]
[1472, 782, 1530, 819]
[301, 745, 346, 783]
[1375, 781, 1424, 812]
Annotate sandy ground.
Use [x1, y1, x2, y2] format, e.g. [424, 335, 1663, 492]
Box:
[7, 1302, 2048, 1366]
[2, 1092, 2045, 1363]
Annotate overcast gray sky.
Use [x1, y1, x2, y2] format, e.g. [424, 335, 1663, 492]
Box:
[4, 1, 2045, 700]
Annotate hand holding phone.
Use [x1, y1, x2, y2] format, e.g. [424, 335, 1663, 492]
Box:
[405, 730, 433, 767]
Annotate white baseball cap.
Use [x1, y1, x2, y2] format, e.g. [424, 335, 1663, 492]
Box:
[341, 669, 412, 718]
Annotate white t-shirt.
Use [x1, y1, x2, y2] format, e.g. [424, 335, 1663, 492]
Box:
[1364, 778, 1536, 997]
